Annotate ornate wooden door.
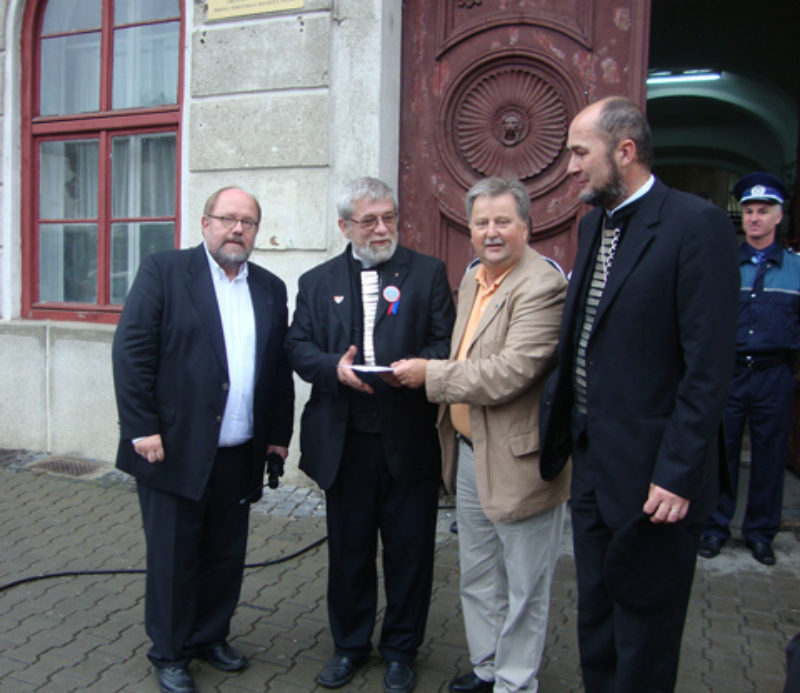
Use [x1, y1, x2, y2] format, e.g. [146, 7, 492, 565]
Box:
[399, 0, 651, 287]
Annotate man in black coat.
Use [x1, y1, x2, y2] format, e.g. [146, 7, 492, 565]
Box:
[113, 187, 294, 693]
[539, 98, 739, 692]
[285, 177, 454, 693]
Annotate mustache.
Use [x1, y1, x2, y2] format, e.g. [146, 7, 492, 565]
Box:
[483, 239, 505, 247]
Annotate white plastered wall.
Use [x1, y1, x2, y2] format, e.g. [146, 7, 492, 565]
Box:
[0, 0, 402, 483]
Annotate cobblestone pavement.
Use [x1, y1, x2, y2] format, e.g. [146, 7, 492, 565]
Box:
[0, 448, 799, 692]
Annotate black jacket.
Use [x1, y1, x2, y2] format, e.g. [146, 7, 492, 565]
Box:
[113, 244, 294, 502]
[540, 179, 739, 526]
[286, 245, 455, 490]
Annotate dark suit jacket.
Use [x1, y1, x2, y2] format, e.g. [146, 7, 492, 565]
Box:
[112, 244, 294, 502]
[540, 179, 739, 526]
[285, 245, 455, 490]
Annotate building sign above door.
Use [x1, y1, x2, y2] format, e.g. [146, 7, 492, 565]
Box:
[207, 0, 303, 20]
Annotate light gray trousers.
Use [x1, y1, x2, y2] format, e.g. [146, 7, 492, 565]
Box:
[456, 438, 566, 692]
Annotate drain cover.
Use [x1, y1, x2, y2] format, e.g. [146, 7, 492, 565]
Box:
[28, 458, 106, 477]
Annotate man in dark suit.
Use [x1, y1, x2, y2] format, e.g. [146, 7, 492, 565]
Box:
[285, 177, 454, 693]
[112, 187, 294, 693]
[539, 97, 739, 692]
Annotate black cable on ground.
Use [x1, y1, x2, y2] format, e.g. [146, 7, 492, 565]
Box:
[244, 535, 328, 569]
[0, 503, 456, 594]
[0, 568, 146, 593]
[0, 536, 329, 594]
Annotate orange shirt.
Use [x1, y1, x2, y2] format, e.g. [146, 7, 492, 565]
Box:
[450, 263, 514, 438]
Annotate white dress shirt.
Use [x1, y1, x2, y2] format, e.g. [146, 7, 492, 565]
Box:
[204, 244, 256, 447]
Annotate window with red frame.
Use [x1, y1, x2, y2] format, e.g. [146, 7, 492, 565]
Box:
[22, 0, 182, 321]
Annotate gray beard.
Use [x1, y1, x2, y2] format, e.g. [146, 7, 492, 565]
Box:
[211, 245, 249, 272]
[353, 237, 398, 266]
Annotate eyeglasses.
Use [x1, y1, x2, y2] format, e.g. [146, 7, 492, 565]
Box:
[206, 214, 259, 233]
[346, 213, 398, 232]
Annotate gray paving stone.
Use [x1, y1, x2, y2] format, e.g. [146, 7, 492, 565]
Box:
[2, 450, 800, 691]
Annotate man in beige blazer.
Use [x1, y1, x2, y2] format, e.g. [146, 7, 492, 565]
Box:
[392, 177, 570, 693]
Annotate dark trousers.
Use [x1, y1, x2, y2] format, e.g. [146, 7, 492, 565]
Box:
[571, 446, 700, 693]
[705, 363, 794, 544]
[785, 632, 800, 692]
[137, 442, 252, 667]
[324, 431, 439, 664]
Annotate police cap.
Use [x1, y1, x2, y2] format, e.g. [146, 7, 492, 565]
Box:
[733, 172, 788, 205]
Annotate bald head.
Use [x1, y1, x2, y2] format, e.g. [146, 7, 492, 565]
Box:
[566, 97, 653, 209]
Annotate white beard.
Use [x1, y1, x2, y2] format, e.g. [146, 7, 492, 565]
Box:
[352, 236, 398, 266]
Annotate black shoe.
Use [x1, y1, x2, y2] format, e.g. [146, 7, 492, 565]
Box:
[698, 535, 723, 559]
[199, 641, 248, 671]
[746, 540, 776, 566]
[384, 661, 415, 693]
[316, 654, 366, 688]
[156, 665, 196, 693]
[449, 671, 494, 693]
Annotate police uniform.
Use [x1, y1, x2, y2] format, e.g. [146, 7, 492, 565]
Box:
[702, 173, 798, 564]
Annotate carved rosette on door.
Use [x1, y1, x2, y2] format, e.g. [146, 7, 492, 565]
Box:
[446, 61, 567, 187]
[399, 1, 651, 285]
[437, 51, 584, 242]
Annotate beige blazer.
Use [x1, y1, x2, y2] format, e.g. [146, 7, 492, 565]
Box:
[425, 247, 571, 523]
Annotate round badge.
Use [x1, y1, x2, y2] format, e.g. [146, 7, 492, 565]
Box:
[383, 286, 401, 302]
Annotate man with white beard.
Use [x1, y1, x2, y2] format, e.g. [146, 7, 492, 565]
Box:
[286, 177, 455, 693]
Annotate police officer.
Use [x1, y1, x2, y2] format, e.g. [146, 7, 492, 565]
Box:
[700, 172, 798, 566]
